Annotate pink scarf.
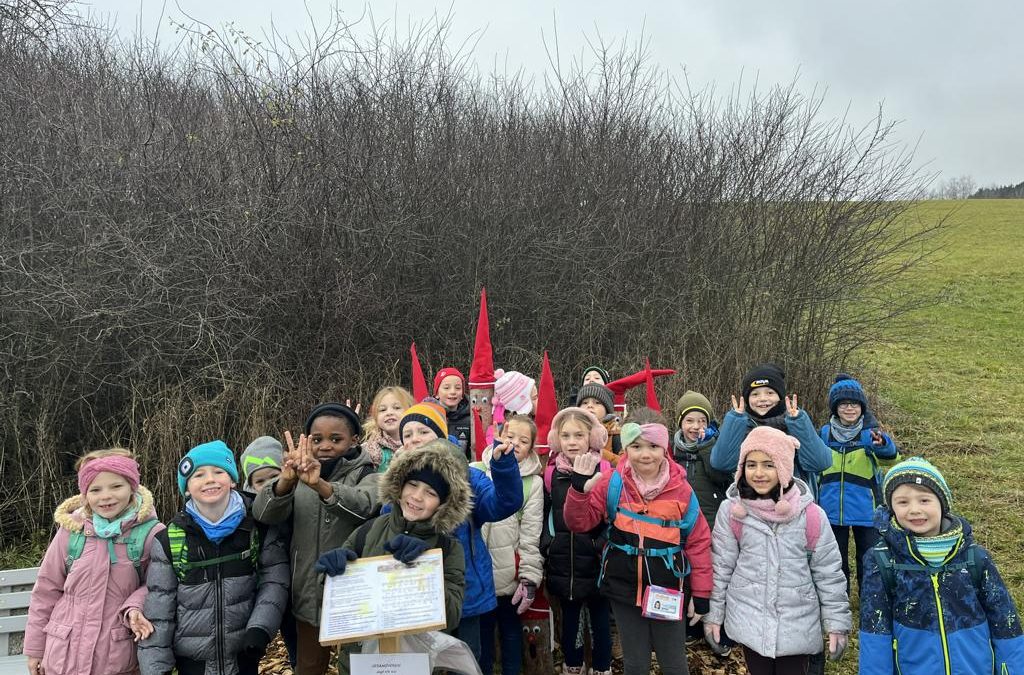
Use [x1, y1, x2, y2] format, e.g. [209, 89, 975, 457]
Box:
[363, 431, 402, 467]
[623, 458, 671, 501]
[553, 447, 601, 474]
[733, 483, 803, 522]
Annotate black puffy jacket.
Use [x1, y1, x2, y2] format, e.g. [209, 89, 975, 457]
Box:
[541, 469, 605, 602]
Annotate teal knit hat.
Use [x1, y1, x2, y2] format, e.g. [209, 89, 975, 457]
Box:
[178, 440, 239, 495]
[883, 457, 952, 515]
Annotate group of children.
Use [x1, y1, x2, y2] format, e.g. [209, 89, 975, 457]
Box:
[25, 362, 1024, 675]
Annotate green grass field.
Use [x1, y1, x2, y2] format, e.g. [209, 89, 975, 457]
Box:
[832, 199, 1024, 673]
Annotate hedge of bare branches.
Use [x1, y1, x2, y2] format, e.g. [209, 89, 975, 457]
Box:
[0, 6, 940, 540]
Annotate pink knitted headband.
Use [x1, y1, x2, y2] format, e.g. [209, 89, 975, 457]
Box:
[78, 456, 141, 495]
[620, 422, 670, 451]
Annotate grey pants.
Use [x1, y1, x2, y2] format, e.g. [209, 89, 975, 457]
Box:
[609, 599, 688, 675]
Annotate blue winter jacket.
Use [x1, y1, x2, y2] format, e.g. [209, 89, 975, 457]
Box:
[817, 422, 899, 527]
[457, 449, 524, 618]
[859, 509, 1024, 674]
[710, 409, 832, 497]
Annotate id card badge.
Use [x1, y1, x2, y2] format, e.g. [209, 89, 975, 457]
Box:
[641, 584, 683, 621]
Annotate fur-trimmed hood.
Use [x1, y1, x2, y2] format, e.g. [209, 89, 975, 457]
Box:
[380, 440, 473, 534]
[54, 485, 158, 533]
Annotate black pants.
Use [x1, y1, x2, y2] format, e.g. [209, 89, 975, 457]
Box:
[609, 600, 687, 675]
[742, 646, 809, 675]
[832, 523, 880, 596]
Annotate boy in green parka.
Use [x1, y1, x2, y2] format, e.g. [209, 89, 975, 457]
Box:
[315, 439, 471, 636]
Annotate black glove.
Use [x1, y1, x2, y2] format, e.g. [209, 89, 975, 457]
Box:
[384, 534, 429, 564]
[569, 471, 592, 492]
[691, 596, 710, 616]
[315, 548, 358, 576]
[240, 627, 270, 658]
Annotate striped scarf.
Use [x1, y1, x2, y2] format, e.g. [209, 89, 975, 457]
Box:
[892, 516, 963, 566]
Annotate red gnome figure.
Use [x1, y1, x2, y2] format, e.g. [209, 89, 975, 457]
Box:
[468, 288, 496, 461]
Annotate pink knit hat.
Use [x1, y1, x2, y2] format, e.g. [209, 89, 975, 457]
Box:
[733, 426, 801, 517]
[735, 426, 799, 488]
[492, 369, 535, 416]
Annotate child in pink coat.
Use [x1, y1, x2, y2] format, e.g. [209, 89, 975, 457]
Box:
[25, 448, 164, 675]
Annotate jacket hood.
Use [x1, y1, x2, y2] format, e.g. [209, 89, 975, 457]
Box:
[54, 485, 158, 533]
[380, 441, 473, 534]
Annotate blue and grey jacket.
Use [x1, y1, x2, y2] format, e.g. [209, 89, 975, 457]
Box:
[817, 421, 899, 527]
[710, 409, 832, 498]
[859, 509, 1024, 674]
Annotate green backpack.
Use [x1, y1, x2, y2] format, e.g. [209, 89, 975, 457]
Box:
[165, 522, 261, 581]
[65, 519, 161, 584]
[872, 540, 984, 599]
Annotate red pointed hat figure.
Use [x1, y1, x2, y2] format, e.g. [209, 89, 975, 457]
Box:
[468, 288, 496, 458]
[533, 352, 558, 456]
[409, 341, 429, 402]
[605, 363, 675, 414]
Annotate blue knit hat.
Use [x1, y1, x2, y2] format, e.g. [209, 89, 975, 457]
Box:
[883, 457, 952, 515]
[178, 440, 239, 495]
[828, 373, 869, 417]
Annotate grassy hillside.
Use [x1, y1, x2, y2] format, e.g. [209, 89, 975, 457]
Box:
[833, 199, 1024, 673]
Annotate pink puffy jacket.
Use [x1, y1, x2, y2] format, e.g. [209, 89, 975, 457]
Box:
[25, 487, 164, 675]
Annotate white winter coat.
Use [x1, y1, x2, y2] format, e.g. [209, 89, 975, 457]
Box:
[705, 478, 851, 657]
[477, 447, 545, 595]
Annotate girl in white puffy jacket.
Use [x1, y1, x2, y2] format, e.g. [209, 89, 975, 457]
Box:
[703, 426, 851, 675]
[473, 414, 545, 675]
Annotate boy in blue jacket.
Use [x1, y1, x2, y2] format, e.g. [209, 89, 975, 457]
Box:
[859, 458, 1024, 674]
[817, 373, 899, 595]
[711, 363, 832, 496]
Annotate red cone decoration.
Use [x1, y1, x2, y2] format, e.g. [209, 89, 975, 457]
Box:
[467, 288, 495, 388]
[410, 342, 428, 402]
[533, 352, 557, 456]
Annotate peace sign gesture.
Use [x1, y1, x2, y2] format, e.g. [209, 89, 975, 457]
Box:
[730, 395, 746, 414]
[785, 394, 800, 418]
[491, 440, 512, 461]
[870, 428, 885, 446]
[285, 432, 321, 487]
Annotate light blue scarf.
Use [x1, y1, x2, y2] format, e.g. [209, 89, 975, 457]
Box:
[91, 495, 141, 562]
[186, 491, 246, 544]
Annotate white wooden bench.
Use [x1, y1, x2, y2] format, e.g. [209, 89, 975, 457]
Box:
[0, 567, 38, 675]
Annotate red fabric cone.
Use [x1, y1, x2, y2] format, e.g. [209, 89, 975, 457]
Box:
[468, 288, 495, 388]
[410, 342, 428, 402]
[533, 352, 558, 456]
[644, 357, 661, 412]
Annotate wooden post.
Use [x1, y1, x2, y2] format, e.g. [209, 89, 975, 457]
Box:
[378, 636, 401, 654]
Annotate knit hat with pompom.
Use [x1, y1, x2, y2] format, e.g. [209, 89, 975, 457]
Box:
[731, 426, 800, 518]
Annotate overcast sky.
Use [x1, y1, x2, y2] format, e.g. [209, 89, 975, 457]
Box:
[99, 0, 1023, 188]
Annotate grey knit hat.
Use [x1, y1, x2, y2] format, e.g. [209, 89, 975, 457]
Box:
[576, 383, 615, 416]
[240, 436, 284, 488]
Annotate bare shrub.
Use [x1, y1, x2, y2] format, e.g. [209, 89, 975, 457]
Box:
[0, 10, 940, 540]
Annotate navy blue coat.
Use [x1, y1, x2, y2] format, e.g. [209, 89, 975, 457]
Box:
[859, 509, 1024, 674]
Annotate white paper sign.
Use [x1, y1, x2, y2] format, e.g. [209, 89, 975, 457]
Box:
[319, 548, 447, 644]
[351, 653, 430, 675]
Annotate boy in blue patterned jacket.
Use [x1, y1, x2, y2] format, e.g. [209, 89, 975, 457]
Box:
[859, 458, 1024, 674]
[817, 373, 899, 595]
